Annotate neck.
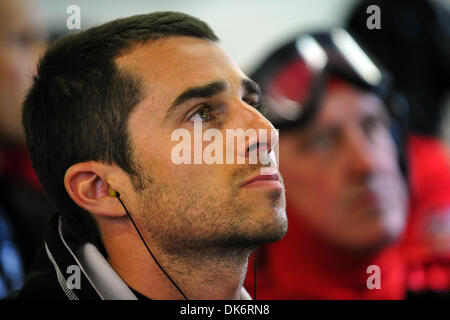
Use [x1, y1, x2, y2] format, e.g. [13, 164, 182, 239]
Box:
[100, 216, 251, 300]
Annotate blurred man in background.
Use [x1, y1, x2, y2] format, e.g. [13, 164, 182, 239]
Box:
[0, 0, 52, 298]
[245, 29, 411, 299]
[347, 0, 450, 298]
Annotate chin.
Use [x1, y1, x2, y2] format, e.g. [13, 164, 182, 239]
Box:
[363, 212, 405, 252]
[251, 188, 286, 216]
[232, 229, 288, 250]
[254, 208, 288, 244]
[226, 211, 288, 250]
[343, 226, 398, 254]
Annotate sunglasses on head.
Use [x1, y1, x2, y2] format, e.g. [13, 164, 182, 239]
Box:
[254, 28, 408, 131]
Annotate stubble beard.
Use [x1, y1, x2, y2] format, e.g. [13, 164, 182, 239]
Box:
[133, 173, 287, 263]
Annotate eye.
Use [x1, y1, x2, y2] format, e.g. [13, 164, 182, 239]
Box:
[243, 94, 260, 108]
[310, 133, 334, 151]
[188, 105, 215, 122]
[243, 94, 266, 113]
[301, 129, 339, 155]
[8, 32, 35, 49]
[361, 115, 386, 139]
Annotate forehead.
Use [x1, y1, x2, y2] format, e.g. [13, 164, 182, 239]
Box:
[315, 84, 384, 125]
[116, 36, 245, 103]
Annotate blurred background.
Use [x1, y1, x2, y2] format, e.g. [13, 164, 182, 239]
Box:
[1, 0, 450, 299]
[36, 0, 361, 73]
[34, 0, 450, 72]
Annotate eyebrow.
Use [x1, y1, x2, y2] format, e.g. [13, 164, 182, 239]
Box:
[242, 78, 262, 97]
[165, 78, 262, 120]
[165, 80, 227, 119]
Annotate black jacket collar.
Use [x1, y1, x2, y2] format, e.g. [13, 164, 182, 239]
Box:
[18, 213, 137, 300]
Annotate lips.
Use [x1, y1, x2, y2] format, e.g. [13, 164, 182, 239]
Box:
[240, 172, 281, 188]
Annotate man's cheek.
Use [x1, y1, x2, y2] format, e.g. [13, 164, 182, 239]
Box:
[302, 182, 339, 214]
[164, 163, 201, 184]
[374, 135, 400, 170]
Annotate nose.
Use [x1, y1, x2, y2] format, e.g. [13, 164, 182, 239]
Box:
[232, 101, 279, 165]
[346, 128, 376, 178]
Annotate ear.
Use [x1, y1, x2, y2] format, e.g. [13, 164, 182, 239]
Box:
[64, 161, 126, 218]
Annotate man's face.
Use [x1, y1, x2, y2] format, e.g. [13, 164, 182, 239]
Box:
[115, 37, 287, 255]
[279, 83, 407, 252]
[0, 0, 46, 144]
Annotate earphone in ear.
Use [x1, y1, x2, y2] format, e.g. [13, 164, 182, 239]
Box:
[108, 188, 118, 197]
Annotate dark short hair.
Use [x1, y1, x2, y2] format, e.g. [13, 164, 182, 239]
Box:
[22, 12, 219, 220]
